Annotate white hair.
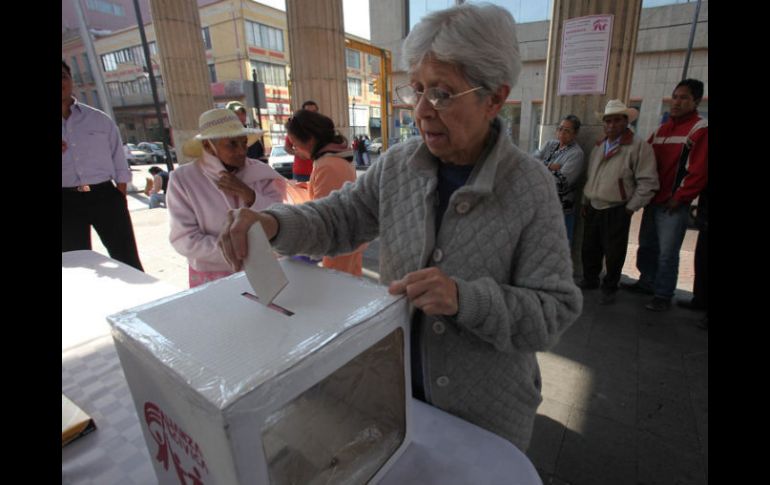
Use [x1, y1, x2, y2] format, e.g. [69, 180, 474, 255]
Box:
[402, 2, 522, 93]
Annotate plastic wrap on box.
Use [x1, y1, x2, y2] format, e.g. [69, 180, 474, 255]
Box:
[108, 259, 411, 484]
[263, 329, 405, 484]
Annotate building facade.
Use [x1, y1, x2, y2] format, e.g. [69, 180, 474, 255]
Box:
[62, 0, 385, 149]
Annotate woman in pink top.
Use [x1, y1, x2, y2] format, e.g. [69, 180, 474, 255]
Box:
[286, 110, 364, 276]
[167, 108, 286, 287]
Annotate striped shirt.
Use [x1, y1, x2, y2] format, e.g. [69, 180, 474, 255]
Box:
[62, 98, 130, 187]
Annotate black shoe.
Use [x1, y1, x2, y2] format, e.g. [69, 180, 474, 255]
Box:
[645, 296, 671, 312]
[578, 280, 599, 290]
[676, 299, 707, 311]
[599, 290, 617, 305]
[620, 281, 654, 295]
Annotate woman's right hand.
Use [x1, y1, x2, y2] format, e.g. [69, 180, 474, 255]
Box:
[218, 209, 279, 271]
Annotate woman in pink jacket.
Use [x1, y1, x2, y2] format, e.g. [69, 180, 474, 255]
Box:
[167, 108, 286, 287]
[285, 110, 364, 276]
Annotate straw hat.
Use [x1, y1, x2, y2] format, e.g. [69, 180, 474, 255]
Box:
[596, 99, 639, 123]
[182, 108, 264, 158]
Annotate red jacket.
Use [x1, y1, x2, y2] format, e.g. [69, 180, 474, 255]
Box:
[284, 135, 313, 176]
[647, 110, 708, 205]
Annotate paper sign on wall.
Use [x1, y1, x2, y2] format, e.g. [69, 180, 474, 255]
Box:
[243, 223, 288, 305]
[558, 15, 613, 95]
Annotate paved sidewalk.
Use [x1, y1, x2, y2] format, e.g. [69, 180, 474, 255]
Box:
[89, 172, 708, 484]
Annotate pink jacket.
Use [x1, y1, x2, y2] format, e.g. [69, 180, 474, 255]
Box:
[167, 156, 286, 272]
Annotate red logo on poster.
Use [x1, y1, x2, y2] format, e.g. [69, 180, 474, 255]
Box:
[145, 402, 209, 485]
[593, 19, 608, 31]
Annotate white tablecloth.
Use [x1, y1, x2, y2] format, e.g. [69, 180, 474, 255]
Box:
[62, 251, 541, 485]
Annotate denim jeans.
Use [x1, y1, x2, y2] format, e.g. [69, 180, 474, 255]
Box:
[564, 212, 575, 247]
[149, 193, 165, 209]
[636, 203, 690, 299]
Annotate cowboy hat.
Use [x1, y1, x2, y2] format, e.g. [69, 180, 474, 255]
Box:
[596, 99, 639, 123]
[225, 101, 247, 113]
[182, 108, 264, 158]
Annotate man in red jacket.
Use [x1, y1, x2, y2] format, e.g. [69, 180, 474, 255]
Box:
[622, 79, 708, 311]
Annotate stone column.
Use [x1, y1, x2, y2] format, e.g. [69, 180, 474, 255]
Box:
[285, 0, 350, 137]
[148, 0, 214, 164]
[540, 0, 643, 279]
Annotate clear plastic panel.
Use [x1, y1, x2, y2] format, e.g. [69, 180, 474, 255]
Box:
[262, 328, 405, 485]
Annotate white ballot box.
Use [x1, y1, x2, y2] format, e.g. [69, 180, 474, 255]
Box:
[108, 259, 412, 485]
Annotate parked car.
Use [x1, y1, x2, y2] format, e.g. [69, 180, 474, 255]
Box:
[125, 143, 153, 165]
[137, 142, 177, 163]
[367, 137, 383, 154]
[268, 146, 294, 178]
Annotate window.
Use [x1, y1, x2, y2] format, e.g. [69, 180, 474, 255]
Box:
[86, 0, 124, 17]
[81, 53, 93, 81]
[202, 27, 212, 50]
[70, 56, 82, 84]
[346, 49, 361, 69]
[107, 82, 122, 98]
[101, 43, 156, 72]
[500, 104, 522, 146]
[130, 45, 146, 66]
[347, 78, 362, 97]
[251, 61, 287, 87]
[246, 21, 284, 52]
[208, 64, 217, 83]
[101, 53, 116, 72]
[137, 76, 151, 94]
[367, 54, 381, 74]
[530, 102, 543, 152]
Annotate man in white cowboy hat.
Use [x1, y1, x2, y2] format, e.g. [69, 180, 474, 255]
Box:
[579, 99, 659, 305]
[166, 108, 286, 287]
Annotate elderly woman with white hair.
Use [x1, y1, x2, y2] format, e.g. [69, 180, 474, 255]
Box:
[166, 108, 286, 287]
[218, 3, 581, 451]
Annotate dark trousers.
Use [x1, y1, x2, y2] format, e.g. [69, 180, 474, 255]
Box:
[581, 204, 631, 291]
[62, 183, 144, 271]
[692, 228, 708, 306]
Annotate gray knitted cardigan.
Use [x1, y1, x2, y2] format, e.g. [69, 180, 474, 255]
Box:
[265, 119, 583, 451]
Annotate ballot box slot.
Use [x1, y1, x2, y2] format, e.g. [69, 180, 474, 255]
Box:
[241, 292, 295, 316]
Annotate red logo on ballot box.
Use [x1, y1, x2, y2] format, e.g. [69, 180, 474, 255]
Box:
[145, 402, 209, 485]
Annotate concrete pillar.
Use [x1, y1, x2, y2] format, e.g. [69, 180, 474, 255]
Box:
[540, 0, 643, 279]
[285, 0, 350, 137]
[148, 0, 214, 163]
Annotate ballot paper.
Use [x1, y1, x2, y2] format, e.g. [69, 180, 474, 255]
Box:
[243, 223, 288, 305]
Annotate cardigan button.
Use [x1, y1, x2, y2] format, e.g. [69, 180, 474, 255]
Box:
[436, 376, 450, 387]
[432, 321, 446, 334]
[456, 201, 471, 214]
[432, 248, 443, 263]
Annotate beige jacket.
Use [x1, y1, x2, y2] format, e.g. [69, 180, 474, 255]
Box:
[583, 129, 659, 211]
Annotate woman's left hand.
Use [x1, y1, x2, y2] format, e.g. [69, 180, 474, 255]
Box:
[217, 171, 256, 206]
[388, 267, 459, 316]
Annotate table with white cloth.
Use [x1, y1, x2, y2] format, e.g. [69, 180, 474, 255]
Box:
[62, 250, 542, 485]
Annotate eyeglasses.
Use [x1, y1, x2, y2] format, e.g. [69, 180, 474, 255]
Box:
[396, 84, 483, 111]
[556, 126, 575, 134]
